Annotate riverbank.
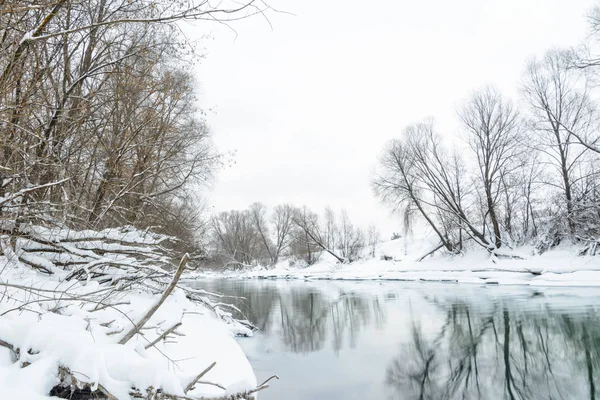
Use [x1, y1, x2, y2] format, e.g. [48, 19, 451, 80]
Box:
[197, 240, 600, 287]
[0, 253, 258, 399]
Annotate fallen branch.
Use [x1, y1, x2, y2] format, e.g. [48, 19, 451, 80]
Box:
[0, 338, 17, 360]
[119, 253, 189, 345]
[417, 243, 445, 262]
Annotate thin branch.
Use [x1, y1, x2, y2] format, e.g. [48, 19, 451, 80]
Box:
[184, 361, 217, 394]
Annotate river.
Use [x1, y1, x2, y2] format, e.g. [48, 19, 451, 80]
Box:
[196, 279, 600, 399]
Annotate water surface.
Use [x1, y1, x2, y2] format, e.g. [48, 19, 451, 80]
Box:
[197, 279, 600, 400]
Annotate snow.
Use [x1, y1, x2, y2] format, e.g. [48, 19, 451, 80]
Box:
[0, 247, 258, 399]
[198, 234, 600, 287]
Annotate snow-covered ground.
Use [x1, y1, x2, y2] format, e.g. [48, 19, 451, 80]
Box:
[198, 236, 600, 287]
[0, 251, 258, 399]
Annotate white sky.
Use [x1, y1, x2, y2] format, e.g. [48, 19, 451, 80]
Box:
[190, 0, 596, 238]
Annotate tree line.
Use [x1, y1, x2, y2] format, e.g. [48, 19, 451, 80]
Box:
[373, 35, 600, 257]
[208, 203, 381, 268]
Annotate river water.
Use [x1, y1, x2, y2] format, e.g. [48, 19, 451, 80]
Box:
[197, 279, 600, 400]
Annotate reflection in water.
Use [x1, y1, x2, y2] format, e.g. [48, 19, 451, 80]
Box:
[199, 279, 386, 354]
[193, 280, 600, 400]
[386, 301, 600, 400]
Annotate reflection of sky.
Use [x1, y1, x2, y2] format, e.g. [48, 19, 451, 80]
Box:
[198, 280, 600, 400]
[241, 333, 389, 400]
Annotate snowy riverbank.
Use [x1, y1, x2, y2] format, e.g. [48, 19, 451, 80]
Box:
[197, 239, 600, 287]
[0, 248, 260, 399]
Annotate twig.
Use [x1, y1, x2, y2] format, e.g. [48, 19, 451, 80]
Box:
[184, 361, 216, 393]
[91, 301, 131, 312]
[144, 322, 182, 350]
[247, 375, 280, 395]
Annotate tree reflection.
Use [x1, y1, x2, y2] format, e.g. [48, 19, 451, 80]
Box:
[386, 321, 442, 400]
[386, 301, 600, 400]
[196, 280, 387, 354]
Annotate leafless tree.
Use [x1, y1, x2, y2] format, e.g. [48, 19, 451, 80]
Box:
[271, 203, 295, 263]
[292, 206, 345, 263]
[406, 121, 490, 250]
[336, 210, 365, 262]
[458, 87, 523, 249]
[211, 210, 264, 267]
[289, 206, 323, 265]
[367, 223, 381, 258]
[249, 202, 274, 263]
[373, 136, 456, 253]
[375, 118, 517, 255]
[323, 206, 338, 250]
[522, 50, 595, 235]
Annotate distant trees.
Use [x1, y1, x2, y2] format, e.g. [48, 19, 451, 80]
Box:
[207, 203, 373, 268]
[211, 210, 266, 267]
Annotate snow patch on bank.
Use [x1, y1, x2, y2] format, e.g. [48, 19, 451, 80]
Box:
[198, 237, 600, 287]
[0, 255, 257, 399]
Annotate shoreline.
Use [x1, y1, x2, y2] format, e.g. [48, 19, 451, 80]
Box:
[191, 245, 600, 287]
[193, 271, 600, 287]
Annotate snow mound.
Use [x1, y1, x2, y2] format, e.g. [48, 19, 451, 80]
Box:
[0, 225, 263, 399]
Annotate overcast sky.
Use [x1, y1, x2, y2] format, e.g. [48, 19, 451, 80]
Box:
[190, 0, 596, 237]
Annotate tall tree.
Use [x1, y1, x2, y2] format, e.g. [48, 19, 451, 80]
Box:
[458, 87, 523, 249]
[522, 50, 593, 235]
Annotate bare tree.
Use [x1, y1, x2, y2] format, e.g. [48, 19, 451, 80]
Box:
[292, 206, 345, 263]
[249, 202, 275, 263]
[336, 210, 365, 262]
[458, 87, 523, 249]
[522, 50, 594, 235]
[211, 210, 264, 267]
[373, 135, 456, 253]
[290, 206, 323, 265]
[323, 206, 338, 251]
[406, 121, 489, 250]
[271, 203, 295, 263]
[367, 223, 381, 258]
